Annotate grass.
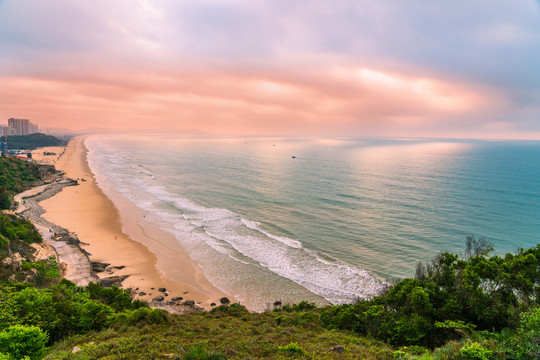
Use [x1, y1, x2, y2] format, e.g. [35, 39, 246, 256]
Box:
[45, 307, 395, 359]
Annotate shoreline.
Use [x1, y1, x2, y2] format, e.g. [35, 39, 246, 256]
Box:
[35, 136, 231, 310]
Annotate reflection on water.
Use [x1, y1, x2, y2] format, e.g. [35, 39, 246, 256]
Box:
[87, 135, 540, 308]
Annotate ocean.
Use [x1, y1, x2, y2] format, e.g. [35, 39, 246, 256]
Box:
[86, 134, 540, 311]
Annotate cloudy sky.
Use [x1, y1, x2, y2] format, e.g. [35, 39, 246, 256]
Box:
[1, 0, 539, 138]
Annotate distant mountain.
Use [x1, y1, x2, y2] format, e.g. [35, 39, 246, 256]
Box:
[3, 133, 67, 150]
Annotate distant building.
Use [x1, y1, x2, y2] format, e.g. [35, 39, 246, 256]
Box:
[0, 125, 16, 136]
[7, 118, 39, 135]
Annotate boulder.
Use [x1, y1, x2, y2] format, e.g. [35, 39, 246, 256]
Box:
[171, 297, 183, 301]
[273, 301, 282, 307]
[92, 262, 110, 273]
[139, 292, 147, 296]
[183, 300, 195, 307]
[72, 346, 81, 354]
[158, 287, 167, 292]
[99, 275, 129, 287]
[1, 257, 13, 269]
[153, 295, 165, 302]
[10, 253, 23, 272]
[219, 297, 230, 305]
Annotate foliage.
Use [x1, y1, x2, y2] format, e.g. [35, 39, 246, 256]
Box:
[0, 157, 41, 209]
[184, 346, 227, 360]
[0, 280, 145, 343]
[0, 213, 42, 245]
[0, 325, 48, 360]
[278, 341, 306, 354]
[321, 238, 540, 348]
[45, 308, 394, 359]
[459, 342, 493, 360]
[4, 133, 66, 150]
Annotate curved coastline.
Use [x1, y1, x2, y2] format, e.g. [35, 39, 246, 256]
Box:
[35, 136, 231, 311]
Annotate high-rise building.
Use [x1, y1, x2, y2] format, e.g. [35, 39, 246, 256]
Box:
[7, 118, 39, 135]
[8, 118, 29, 135]
[0, 125, 16, 136]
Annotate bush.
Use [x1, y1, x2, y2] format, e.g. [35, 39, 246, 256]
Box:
[278, 342, 306, 354]
[184, 346, 226, 360]
[0, 325, 48, 360]
[0, 235, 8, 250]
[459, 342, 493, 360]
[147, 309, 169, 325]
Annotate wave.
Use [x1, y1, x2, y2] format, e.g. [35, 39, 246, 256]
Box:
[86, 136, 386, 304]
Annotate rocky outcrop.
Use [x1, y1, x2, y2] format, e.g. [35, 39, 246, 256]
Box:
[15, 181, 99, 286]
[99, 275, 129, 288]
[92, 262, 110, 273]
[2, 253, 23, 272]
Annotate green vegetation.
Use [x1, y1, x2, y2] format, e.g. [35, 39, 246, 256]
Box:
[4, 133, 66, 150]
[0, 325, 48, 360]
[2, 228, 540, 359]
[0, 157, 42, 209]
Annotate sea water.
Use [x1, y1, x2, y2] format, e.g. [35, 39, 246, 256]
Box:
[86, 135, 540, 310]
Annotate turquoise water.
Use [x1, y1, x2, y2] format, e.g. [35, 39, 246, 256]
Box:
[86, 135, 540, 309]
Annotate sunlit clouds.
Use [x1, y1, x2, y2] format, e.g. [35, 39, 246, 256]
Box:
[0, 0, 539, 138]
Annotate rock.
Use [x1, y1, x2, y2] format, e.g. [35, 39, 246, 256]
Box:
[72, 346, 82, 354]
[8, 275, 16, 282]
[153, 295, 165, 302]
[210, 303, 216, 307]
[164, 293, 168, 297]
[92, 262, 110, 273]
[99, 275, 129, 287]
[1, 257, 13, 268]
[158, 287, 167, 292]
[113, 265, 126, 270]
[139, 292, 147, 296]
[273, 301, 282, 307]
[151, 287, 155, 290]
[171, 297, 183, 301]
[220, 297, 230, 304]
[10, 253, 23, 272]
[332, 346, 345, 353]
[183, 300, 195, 307]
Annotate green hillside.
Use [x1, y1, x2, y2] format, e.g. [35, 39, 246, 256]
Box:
[3, 133, 67, 150]
[0, 239, 539, 359]
[0, 157, 41, 209]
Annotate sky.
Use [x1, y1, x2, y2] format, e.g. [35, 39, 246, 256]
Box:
[0, 0, 539, 139]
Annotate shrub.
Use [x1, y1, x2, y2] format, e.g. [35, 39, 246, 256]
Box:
[0, 325, 48, 360]
[459, 342, 493, 360]
[278, 342, 306, 354]
[147, 308, 169, 325]
[183, 346, 226, 360]
[0, 235, 8, 250]
[129, 307, 151, 324]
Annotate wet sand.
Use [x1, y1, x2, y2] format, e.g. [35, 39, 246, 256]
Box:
[39, 136, 230, 309]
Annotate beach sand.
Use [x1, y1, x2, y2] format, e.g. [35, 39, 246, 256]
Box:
[39, 136, 230, 309]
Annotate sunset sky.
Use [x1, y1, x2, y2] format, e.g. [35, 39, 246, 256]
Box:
[1, 0, 539, 139]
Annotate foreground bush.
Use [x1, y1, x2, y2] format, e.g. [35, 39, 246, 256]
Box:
[322, 238, 540, 348]
[0, 325, 48, 360]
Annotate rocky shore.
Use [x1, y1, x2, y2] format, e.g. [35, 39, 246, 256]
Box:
[16, 178, 99, 286]
[15, 172, 214, 313]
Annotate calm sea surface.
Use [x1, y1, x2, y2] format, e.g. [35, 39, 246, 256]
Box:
[86, 135, 540, 309]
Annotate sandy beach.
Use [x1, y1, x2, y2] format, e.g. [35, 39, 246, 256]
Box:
[39, 136, 230, 309]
